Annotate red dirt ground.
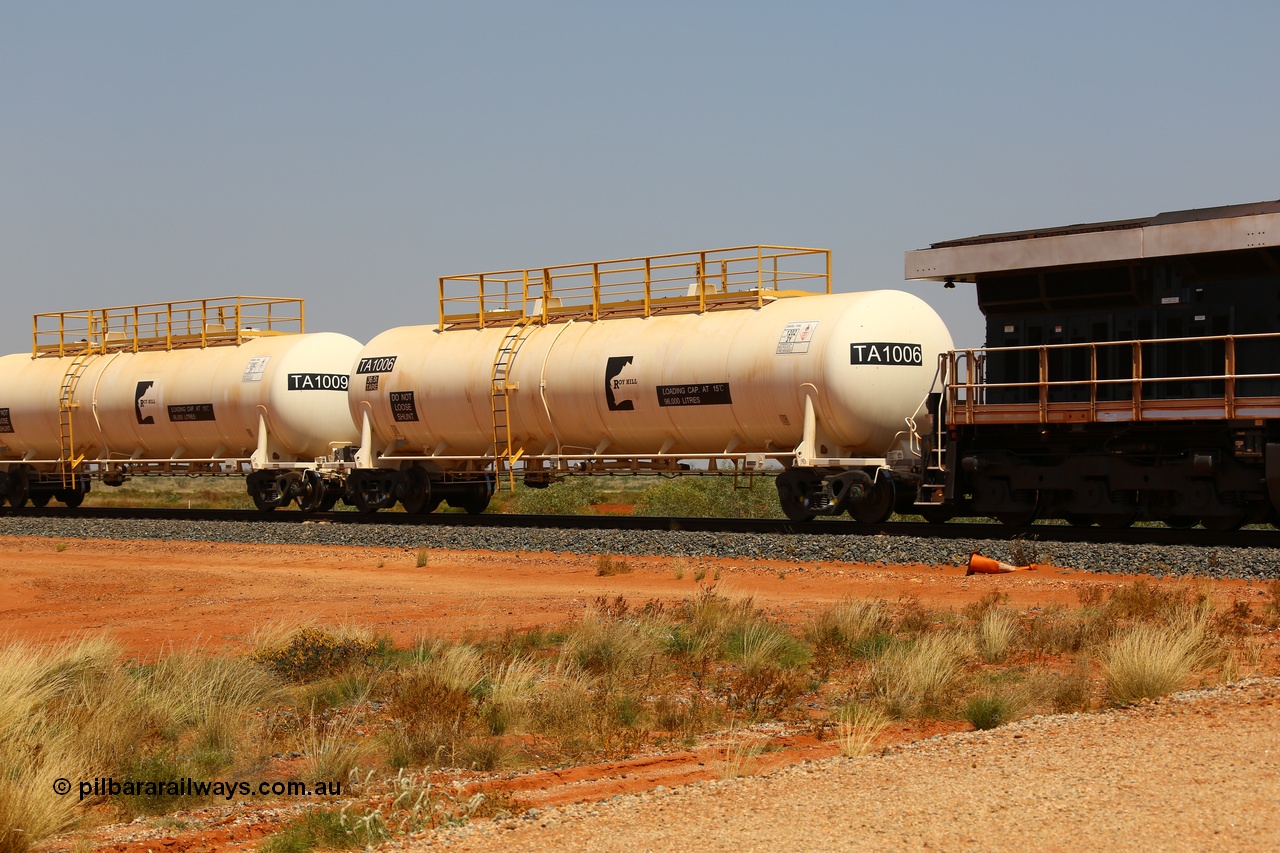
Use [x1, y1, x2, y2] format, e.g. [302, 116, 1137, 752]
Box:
[9, 534, 1272, 852]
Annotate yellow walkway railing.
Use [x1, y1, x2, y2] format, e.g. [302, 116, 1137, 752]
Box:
[440, 245, 830, 330]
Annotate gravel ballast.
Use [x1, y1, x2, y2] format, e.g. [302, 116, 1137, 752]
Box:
[2, 517, 1278, 580]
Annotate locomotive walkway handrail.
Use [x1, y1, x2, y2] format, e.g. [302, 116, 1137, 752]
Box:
[438, 245, 831, 330]
[944, 331, 1280, 424]
[33, 296, 305, 357]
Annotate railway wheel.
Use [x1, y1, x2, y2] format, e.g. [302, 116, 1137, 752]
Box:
[776, 468, 819, 523]
[400, 468, 434, 515]
[1064, 514, 1093, 527]
[1164, 516, 1198, 529]
[317, 490, 340, 512]
[7, 469, 30, 508]
[352, 489, 381, 514]
[453, 477, 493, 515]
[297, 470, 325, 514]
[918, 506, 954, 524]
[29, 493, 52, 508]
[252, 492, 278, 512]
[850, 476, 894, 524]
[58, 488, 85, 509]
[247, 471, 288, 512]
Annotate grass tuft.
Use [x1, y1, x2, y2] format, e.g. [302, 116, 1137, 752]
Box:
[871, 631, 972, 716]
[976, 608, 1019, 663]
[835, 703, 891, 757]
[595, 555, 633, 577]
[961, 691, 1022, 730]
[1103, 617, 1218, 706]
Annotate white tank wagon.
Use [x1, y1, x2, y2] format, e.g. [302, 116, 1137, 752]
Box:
[344, 246, 954, 520]
[0, 297, 362, 511]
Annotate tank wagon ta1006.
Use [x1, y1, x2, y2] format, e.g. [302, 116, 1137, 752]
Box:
[0, 297, 361, 510]
[342, 245, 954, 519]
[907, 199, 1280, 530]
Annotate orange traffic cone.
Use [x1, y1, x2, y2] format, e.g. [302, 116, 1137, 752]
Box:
[966, 553, 1039, 575]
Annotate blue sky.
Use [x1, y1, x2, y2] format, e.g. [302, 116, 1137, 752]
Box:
[4, 1, 1278, 350]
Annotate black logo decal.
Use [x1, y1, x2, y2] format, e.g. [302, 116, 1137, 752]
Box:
[850, 342, 924, 366]
[605, 356, 638, 411]
[167, 403, 216, 422]
[657, 383, 733, 407]
[287, 373, 350, 391]
[0, 408, 12, 434]
[135, 381, 158, 424]
[390, 391, 419, 422]
[356, 356, 398, 374]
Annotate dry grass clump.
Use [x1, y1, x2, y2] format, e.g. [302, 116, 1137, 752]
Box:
[1103, 615, 1219, 706]
[871, 630, 973, 717]
[806, 598, 892, 676]
[0, 636, 283, 851]
[834, 702, 892, 757]
[480, 657, 540, 736]
[384, 644, 486, 769]
[595, 555, 633, 577]
[298, 715, 369, 784]
[564, 603, 664, 683]
[976, 608, 1020, 663]
[716, 732, 768, 779]
[0, 639, 103, 853]
[672, 586, 758, 661]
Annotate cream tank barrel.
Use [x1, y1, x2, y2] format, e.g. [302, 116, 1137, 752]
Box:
[349, 290, 953, 463]
[0, 332, 362, 467]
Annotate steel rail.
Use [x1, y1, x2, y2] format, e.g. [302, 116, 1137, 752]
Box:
[6, 506, 1278, 549]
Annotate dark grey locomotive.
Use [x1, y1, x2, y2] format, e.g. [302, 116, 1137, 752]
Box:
[906, 200, 1280, 530]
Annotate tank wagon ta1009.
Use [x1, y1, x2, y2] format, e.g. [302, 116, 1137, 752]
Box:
[907, 199, 1280, 530]
[342, 245, 954, 520]
[0, 297, 361, 510]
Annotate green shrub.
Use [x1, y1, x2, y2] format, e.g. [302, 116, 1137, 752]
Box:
[260, 808, 379, 853]
[961, 693, 1018, 730]
[634, 474, 784, 518]
[512, 478, 605, 514]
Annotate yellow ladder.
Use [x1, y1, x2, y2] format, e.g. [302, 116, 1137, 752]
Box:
[57, 351, 93, 486]
[489, 319, 537, 490]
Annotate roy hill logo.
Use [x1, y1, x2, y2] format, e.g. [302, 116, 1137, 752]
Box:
[134, 381, 160, 425]
[605, 356, 639, 411]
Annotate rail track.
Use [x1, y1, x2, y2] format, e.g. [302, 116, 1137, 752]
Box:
[6, 505, 1279, 549]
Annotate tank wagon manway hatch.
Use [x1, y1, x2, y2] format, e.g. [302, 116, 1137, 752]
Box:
[905, 199, 1280, 527]
[379, 245, 858, 496]
[2, 297, 309, 505]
